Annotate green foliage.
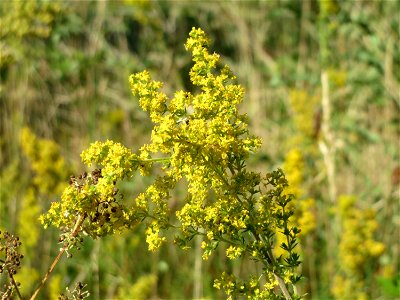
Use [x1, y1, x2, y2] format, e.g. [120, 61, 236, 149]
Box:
[377, 273, 400, 299]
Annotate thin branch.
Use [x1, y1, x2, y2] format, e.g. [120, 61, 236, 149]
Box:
[274, 273, 293, 300]
[319, 71, 337, 204]
[30, 214, 86, 300]
[251, 231, 293, 300]
[7, 268, 23, 300]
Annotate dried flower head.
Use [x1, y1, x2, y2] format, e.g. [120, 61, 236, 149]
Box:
[0, 231, 24, 299]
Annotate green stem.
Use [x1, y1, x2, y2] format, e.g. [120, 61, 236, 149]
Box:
[142, 157, 171, 163]
[248, 230, 293, 300]
[206, 155, 295, 299]
[144, 212, 180, 229]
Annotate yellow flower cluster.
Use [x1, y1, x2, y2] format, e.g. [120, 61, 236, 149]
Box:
[41, 27, 301, 299]
[117, 273, 157, 300]
[130, 28, 262, 251]
[331, 195, 385, 299]
[275, 149, 316, 258]
[20, 127, 68, 195]
[18, 189, 40, 253]
[289, 89, 319, 141]
[41, 141, 142, 237]
[130, 29, 260, 172]
[134, 175, 176, 251]
[283, 148, 316, 237]
[337, 195, 385, 272]
[81, 140, 140, 180]
[213, 271, 279, 300]
[328, 68, 347, 88]
[283, 149, 304, 199]
[0, 1, 59, 38]
[332, 275, 368, 300]
[145, 225, 166, 252]
[129, 28, 301, 297]
[0, 0, 61, 66]
[19, 127, 69, 253]
[226, 245, 244, 260]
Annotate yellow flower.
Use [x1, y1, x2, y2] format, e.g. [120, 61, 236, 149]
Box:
[226, 245, 243, 260]
[145, 224, 166, 251]
[333, 195, 386, 298]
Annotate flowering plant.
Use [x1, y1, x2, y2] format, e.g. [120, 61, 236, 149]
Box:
[34, 27, 302, 299]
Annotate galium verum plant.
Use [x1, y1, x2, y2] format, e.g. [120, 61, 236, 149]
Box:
[39, 27, 301, 299]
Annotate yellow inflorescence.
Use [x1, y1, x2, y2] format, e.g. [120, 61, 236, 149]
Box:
[129, 28, 263, 253]
[19, 127, 69, 256]
[274, 149, 316, 258]
[0, 0, 61, 67]
[40, 140, 143, 237]
[20, 127, 69, 195]
[283, 148, 317, 237]
[332, 195, 385, 299]
[337, 195, 385, 273]
[41, 28, 301, 299]
[289, 90, 319, 140]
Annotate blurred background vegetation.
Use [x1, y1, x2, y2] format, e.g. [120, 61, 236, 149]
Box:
[0, 0, 399, 299]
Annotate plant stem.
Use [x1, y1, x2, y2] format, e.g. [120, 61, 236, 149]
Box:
[193, 235, 203, 299]
[29, 214, 86, 300]
[251, 230, 293, 300]
[319, 71, 336, 204]
[274, 273, 293, 300]
[143, 157, 171, 163]
[7, 268, 23, 300]
[208, 153, 295, 299]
